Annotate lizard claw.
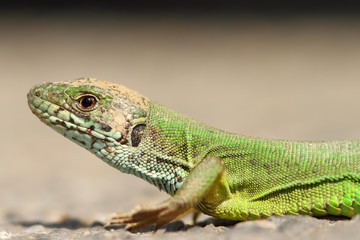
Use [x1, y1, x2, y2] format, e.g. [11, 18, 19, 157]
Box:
[104, 203, 186, 231]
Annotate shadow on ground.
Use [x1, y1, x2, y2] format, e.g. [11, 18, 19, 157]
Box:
[10, 215, 349, 233]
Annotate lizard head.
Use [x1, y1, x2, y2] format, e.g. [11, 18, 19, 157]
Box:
[28, 77, 191, 194]
[27, 77, 149, 157]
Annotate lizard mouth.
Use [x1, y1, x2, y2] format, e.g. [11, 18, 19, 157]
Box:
[27, 88, 122, 150]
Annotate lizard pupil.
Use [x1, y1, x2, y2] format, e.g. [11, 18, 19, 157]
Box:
[80, 96, 96, 109]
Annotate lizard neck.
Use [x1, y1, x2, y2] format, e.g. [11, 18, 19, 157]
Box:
[96, 101, 234, 195]
[142, 102, 360, 189]
[143, 102, 248, 166]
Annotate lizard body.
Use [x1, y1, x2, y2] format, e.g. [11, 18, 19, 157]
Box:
[28, 78, 360, 230]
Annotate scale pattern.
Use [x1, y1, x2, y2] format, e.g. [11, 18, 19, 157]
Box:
[28, 78, 360, 222]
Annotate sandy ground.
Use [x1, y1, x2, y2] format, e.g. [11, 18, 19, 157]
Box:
[1, 12, 360, 239]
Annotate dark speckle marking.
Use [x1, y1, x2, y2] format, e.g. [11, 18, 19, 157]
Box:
[156, 157, 162, 164]
[100, 122, 112, 132]
[55, 119, 68, 128]
[72, 137, 86, 146]
[249, 159, 257, 166]
[68, 117, 75, 124]
[176, 174, 183, 183]
[90, 125, 95, 130]
[54, 107, 64, 115]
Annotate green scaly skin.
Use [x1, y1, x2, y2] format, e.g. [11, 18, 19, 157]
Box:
[28, 78, 360, 230]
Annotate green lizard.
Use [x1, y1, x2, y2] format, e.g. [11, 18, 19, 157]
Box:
[27, 78, 360, 230]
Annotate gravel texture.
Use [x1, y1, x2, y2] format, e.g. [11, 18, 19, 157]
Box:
[1, 215, 360, 240]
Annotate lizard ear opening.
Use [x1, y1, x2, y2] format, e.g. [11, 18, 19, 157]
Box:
[131, 124, 146, 147]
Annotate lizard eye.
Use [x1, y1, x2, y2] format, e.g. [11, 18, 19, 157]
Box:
[78, 95, 97, 110]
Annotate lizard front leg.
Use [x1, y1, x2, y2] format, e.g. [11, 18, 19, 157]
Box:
[105, 156, 225, 230]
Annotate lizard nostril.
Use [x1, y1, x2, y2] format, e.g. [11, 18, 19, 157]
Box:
[34, 89, 41, 97]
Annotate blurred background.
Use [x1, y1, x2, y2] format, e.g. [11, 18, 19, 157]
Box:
[1, 1, 360, 226]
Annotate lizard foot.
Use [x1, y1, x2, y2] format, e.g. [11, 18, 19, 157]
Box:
[104, 156, 225, 231]
[105, 201, 187, 231]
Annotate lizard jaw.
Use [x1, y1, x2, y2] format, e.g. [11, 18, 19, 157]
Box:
[27, 88, 122, 152]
